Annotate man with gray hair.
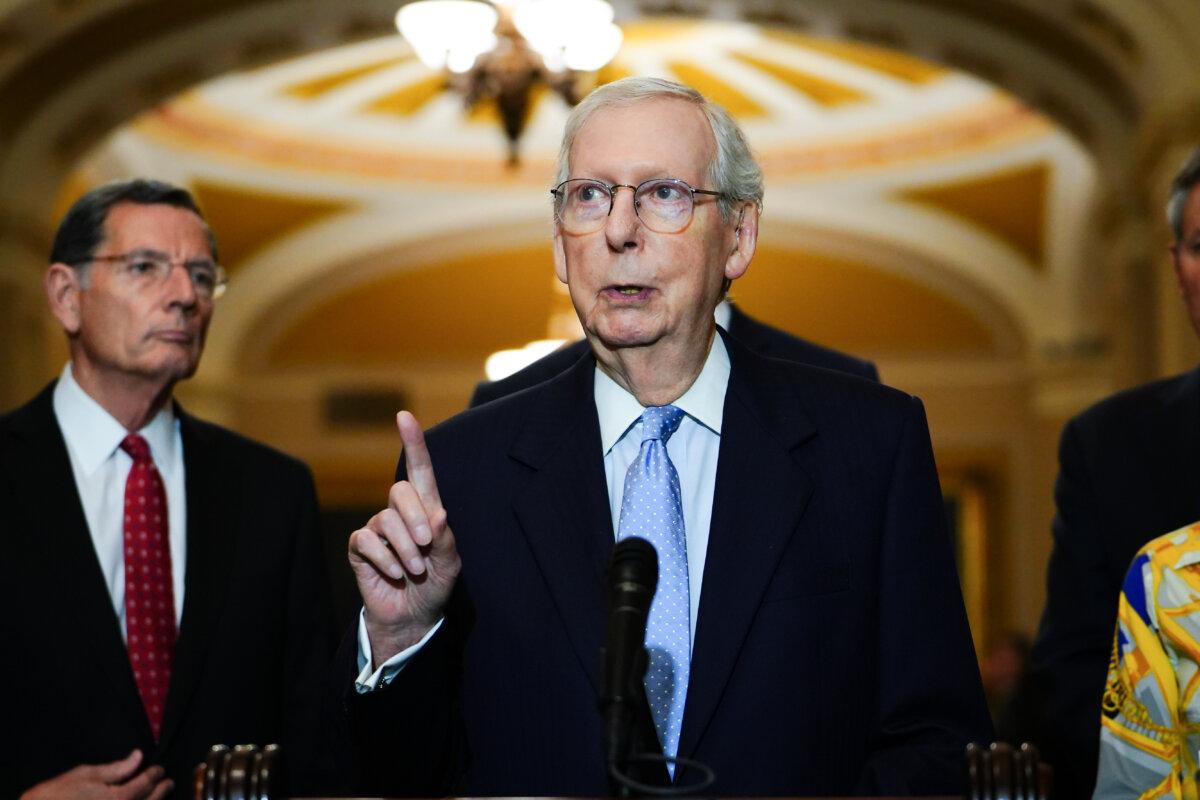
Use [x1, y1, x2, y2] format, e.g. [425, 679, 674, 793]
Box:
[343, 77, 990, 796]
[1014, 145, 1200, 799]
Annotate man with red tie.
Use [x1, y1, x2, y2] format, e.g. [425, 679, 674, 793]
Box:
[0, 179, 334, 799]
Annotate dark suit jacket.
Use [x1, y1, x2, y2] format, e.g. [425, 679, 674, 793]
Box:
[0, 383, 336, 799]
[1014, 367, 1200, 799]
[469, 303, 878, 407]
[347, 332, 990, 797]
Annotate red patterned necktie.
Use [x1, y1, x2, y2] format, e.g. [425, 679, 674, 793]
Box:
[120, 433, 177, 740]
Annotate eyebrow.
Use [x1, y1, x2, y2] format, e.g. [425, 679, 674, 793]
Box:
[122, 247, 215, 263]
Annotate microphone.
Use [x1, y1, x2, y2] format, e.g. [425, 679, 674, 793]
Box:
[602, 536, 658, 787]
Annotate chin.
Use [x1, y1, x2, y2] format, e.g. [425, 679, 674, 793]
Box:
[587, 311, 666, 349]
[592, 327, 662, 351]
[140, 356, 200, 384]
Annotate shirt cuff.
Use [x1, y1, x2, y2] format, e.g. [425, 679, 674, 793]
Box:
[354, 609, 444, 693]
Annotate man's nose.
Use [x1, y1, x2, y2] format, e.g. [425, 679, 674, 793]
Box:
[605, 185, 642, 248]
[163, 261, 199, 307]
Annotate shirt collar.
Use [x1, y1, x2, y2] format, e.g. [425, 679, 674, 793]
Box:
[594, 332, 730, 454]
[52, 362, 178, 475]
[714, 299, 732, 331]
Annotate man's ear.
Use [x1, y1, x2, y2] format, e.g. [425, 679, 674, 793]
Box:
[552, 223, 569, 285]
[724, 203, 759, 282]
[45, 263, 83, 335]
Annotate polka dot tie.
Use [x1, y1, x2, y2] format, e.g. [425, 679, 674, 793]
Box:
[120, 433, 176, 741]
[617, 405, 689, 776]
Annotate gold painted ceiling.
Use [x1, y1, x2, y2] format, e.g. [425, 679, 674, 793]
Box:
[67, 18, 1096, 371]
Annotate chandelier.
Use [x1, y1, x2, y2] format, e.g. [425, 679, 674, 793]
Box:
[396, 0, 623, 163]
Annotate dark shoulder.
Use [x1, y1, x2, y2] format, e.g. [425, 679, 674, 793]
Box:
[430, 381, 546, 454]
[469, 341, 591, 407]
[420, 358, 594, 484]
[179, 409, 313, 483]
[726, 308, 878, 381]
[0, 385, 62, 470]
[782, 338, 878, 382]
[0, 383, 56, 435]
[730, 338, 919, 445]
[1068, 368, 1198, 439]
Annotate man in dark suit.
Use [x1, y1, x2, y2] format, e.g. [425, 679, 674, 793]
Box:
[0, 179, 334, 799]
[1015, 146, 1200, 798]
[469, 300, 878, 407]
[345, 77, 990, 797]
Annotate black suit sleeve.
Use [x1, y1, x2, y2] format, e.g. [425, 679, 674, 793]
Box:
[1019, 418, 1116, 798]
[281, 465, 342, 795]
[469, 342, 589, 408]
[340, 593, 468, 797]
[339, 450, 471, 797]
[858, 398, 993, 795]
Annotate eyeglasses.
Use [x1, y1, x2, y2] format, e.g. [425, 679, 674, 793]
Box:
[73, 250, 228, 300]
[551, 178, 726, 235]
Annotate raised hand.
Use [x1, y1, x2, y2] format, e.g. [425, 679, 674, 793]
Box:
[349, 411, 461, 668]
[19, 750, 171, 800]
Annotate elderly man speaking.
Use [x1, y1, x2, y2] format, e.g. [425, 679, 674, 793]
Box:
[342, 77, 991, 797]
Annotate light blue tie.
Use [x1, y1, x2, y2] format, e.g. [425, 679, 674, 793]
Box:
[617, 404, 689, 776]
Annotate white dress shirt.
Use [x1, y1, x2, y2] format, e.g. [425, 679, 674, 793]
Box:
[356, 332, 730, 687]
[52, 363, 187, 635]
[596, 334, 728, 646]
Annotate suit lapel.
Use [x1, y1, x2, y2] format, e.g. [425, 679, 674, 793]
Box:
[509, 357, 614, 696]
[157, 410, 237, 753]
[7, 385, 153, 742]
[678, 337, 817, 760]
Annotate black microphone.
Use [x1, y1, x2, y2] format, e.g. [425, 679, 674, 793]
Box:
[602, 536, 658, 788]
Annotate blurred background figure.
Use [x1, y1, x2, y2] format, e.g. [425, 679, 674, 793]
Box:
[981, 630, 1031, 732]
[1015, 146, 1200, 799]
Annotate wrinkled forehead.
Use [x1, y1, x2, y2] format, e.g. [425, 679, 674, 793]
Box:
[101, 201, 215, 256]
[568, 97, 716, 182]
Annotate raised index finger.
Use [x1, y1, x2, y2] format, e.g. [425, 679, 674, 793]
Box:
[397, 410, 442, 509]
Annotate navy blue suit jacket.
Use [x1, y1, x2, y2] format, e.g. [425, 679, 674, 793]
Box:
[469, 303, 878, 407]
[347, 332, 988, 797]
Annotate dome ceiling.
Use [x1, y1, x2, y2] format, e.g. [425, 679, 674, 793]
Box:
[66, 17, 1096, 373]
[100, 19, 1046, 178]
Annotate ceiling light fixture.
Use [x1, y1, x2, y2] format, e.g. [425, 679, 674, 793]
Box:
[396, 0, 623, 163]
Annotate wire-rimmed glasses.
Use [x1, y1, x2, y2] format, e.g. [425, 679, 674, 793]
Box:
[551, 178, 725, 235]
[72, 250, 228, 300]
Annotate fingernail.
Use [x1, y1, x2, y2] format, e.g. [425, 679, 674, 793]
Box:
[389, 565, 404, 580]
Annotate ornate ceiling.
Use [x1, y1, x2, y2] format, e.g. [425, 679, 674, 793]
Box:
[64, 18, 1092, 377]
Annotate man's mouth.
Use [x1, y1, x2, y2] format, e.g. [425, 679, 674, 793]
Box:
[151, 329, 195, 344]
[605, 285, 653, 301]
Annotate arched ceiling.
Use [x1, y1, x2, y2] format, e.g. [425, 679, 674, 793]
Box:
[259, 241, 1005, 375]
[59, 18, 1091, 375]
[4, 0, 1199, 392]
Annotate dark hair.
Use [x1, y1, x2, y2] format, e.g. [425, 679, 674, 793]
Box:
[50, 178, 217, 269]
[1167, 147, 1200, 242]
